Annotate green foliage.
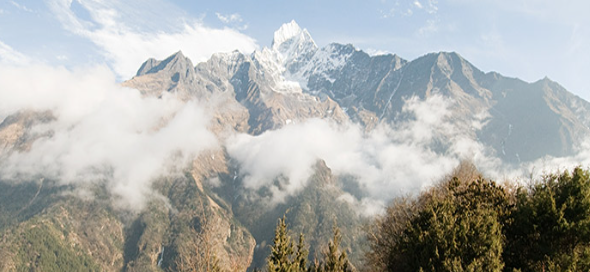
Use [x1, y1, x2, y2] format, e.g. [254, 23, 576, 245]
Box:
[268, 216, 308, 272]
[367, 165, 590, 272]
[365, 196, 418, 271]
[229, 161, 365, 269]
[366, 162, 511, 272]
[0, 180, 65, 231]
[303, 225, 353, 272]
[397, 178, 507, 272]
[268, 216, 295, 272]
[14, 223, 100, 272]
[319, 225, 351, 272]
[295, 233, 309, 270]
[505, 167, 590, 271]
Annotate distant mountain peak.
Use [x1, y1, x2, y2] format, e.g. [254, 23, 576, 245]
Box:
[136, 50, 194, 77]
[271, 20, 317, 64]
[272, 20, 307, 48]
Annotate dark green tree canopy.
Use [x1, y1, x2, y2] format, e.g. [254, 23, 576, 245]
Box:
[505, 167, 590, 271]
[367, 165, 590, 272]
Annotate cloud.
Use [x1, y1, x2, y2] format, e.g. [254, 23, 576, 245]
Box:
[226, 95, 501, 213]
[425, 0, 438, 14]
[414, 1, 423, 9]
[10, 1, 34, 13]
[0, 40, 31, 65]
[417, 19, 439, 37]
[0, 64, 217, 211]
[380, 0, 438, 18]
[520, 139, 590, 179]
[225, 93, 590, 215]
[216, 12, 248, 30]
[47, 0, 258, 79]
[216, 12, 242, 24]
[365, 48, 392, 56]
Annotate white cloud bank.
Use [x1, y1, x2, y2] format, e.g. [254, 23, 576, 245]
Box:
[47, 0, 258, 79]
[0, 61, 587, 214]
[226, 92, 590, 215]
[226, 95, 504, 212]
[0, 64, 217, 210]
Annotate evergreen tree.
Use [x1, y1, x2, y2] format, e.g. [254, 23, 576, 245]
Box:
[505, 167, 590, 271]
[322, 224, 350, 272]
[366, 162, 510, 272]
[307, 260, 322, 272]
[316, 225, 352, 272]
[398, 179, 505, 272]
[366, 164, 590, 271]
[294, 234, 308, 271]
[268, 216, 309, 272]
[268, 216, 295, 272]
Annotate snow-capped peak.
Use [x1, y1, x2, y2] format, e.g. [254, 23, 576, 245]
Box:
[272, 21, 306, 48]
[271, 20, 317, 63]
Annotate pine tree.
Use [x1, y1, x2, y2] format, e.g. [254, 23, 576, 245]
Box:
[268, 216, 295, 272]
[294, 234, 308, 271]
[307, 260, 322, 272]
[267, 216, 310, 272]
[320, 225, 351, 272]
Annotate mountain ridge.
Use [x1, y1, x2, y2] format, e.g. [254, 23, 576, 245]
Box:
[1, 20, 590, 271]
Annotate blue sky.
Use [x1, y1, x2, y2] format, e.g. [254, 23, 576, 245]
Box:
[1, 0, 589, 100]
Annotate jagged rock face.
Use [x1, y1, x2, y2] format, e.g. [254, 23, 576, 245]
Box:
[117, 21, 585, 166]
[124, 51, 199, 100]
[124, 36, 349, 136]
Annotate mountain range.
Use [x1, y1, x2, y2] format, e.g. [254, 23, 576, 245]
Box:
[1, 20, 589, 271]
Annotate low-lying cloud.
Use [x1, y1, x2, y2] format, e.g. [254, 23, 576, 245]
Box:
[226, 92, 590, 215]
[2, 58, 589, 217]
[0, 64, 217, 210]
[1, 61, 589, 215]
[226, 95, 504, 213]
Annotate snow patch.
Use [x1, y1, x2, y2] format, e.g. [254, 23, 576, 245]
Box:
[285, 44, 354, 88]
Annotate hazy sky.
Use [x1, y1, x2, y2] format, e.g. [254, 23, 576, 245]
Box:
[1, 0, 589, 101]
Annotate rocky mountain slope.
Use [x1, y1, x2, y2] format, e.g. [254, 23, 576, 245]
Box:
[124, 19, 590, 164]
[1, 20, 590, 271]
